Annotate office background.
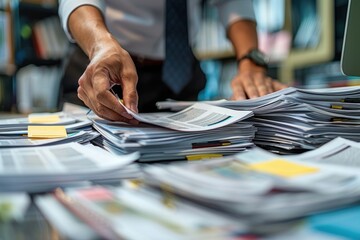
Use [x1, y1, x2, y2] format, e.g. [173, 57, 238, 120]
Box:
[0, 0, 357, 114]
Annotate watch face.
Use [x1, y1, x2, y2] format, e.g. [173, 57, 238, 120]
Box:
[249, 50, 269, 66]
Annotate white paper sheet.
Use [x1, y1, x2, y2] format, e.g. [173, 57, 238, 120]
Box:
[122, 102, 253, 132]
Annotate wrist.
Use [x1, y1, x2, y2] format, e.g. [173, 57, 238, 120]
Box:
[237, 49, 269, 70]
[90, 33, 118, 59]
[238, 58, 267, 75]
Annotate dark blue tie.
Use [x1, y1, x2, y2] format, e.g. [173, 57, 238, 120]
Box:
[162, 0, 194, 94]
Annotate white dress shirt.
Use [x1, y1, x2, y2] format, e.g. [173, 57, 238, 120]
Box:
[59, 0, 255, 59]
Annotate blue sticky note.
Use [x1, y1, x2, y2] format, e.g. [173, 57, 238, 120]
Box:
[310, 205, 360, 240]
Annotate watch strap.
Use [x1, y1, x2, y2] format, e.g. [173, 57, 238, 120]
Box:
[237, 49, 268, 69]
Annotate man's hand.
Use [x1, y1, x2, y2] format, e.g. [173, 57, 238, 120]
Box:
[68, 5, 138, 123]
[226, 20, 287, 100]
[77, 37, 139, 123]
[230, 69, 287, 100]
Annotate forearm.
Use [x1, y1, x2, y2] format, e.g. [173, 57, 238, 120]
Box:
[227, 19, 286, 100]
[228, 19, 258, 57]
[68, 5, 113, 59]
[227, 20, 264, 72]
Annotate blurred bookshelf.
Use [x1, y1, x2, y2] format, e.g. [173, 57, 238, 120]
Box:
[0, 0, 69, 113]
[279, 0, 336, 85]
[195, 0, 291, 100]
[290, 0, 353, 88]
[196, 0, 354, 101]
[0, 0, 15, 74]
[15, 0, 66, 67]
[0, 0, 16, 112]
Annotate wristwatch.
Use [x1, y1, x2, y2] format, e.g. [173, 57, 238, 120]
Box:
[237, 49, 269, 69]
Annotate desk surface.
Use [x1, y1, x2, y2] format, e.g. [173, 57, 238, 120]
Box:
[0, 102, 356, 240]
[1, 203, 53, 240]
[0, 204, 346, 240]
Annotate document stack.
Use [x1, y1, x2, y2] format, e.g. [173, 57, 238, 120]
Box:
[251, 86, 360, 153]
[90, 103, 255, 162]
[157, 86, 360, 153]
[32, 138, 360, 239]
[35, 185, 245, 240]
[142, 137, 360, 227]
[0, 142, 140, 192]
[0, 112, 99, 147]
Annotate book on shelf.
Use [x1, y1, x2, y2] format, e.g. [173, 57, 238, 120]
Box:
[0, 3, 15, 74]
[194, 3, 234, 60]
[194, 0, 291, 62]
[32, 16, 68, 60]
[20, 0, 57, 7]
[16, 64, 62, 113]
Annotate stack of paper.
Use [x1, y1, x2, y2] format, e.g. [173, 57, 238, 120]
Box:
[142, 138, 360, 225]
[0, 112, 99, 147]
[251, 87, 360, 153]
[293, 137, 360, 167]
[90, 103, 255, 162]
[35, 185, 246, 240]
[0, 142, 140, 192]
[157, 86, 360, 153]
[0, 193, 30, 222]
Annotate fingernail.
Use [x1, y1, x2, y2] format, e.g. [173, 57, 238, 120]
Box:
[130, 104, 138, 113]
[235, 96, 245, 101]
[129, 119, 139, 125]
[121, 112, 133, 120]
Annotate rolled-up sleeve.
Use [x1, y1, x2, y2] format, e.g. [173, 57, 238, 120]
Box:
[211, 0, 256, 28]
[58, 0, 106, 42]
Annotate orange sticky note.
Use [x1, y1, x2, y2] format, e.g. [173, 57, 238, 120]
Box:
[28, 114, 60, 123]
[28, 126, 67, 138]
[249, 159, 319, 178]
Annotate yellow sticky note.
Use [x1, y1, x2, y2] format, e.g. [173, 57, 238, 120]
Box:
[249, 159, 318, 178]
[331, 105, 343, 110]
[127, 179, 143, 189]
[186, 154, 223, 161]
[160, 183, 176, 209]
[28, 126, 67, 138]
[28, 114, 60, 123]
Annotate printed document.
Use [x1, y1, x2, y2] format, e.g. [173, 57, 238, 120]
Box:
[121, 102, 253, 132]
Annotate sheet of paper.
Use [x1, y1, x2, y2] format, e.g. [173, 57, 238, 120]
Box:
[35, 195, 96, 240]
[143, 143, 360, 223]
[0, 143, 140, 192]
[0, 193, 30, 221]
[0, 142, 139, 176]
[293, 137, 360, 168]
[121, 102, 253, 132]
[155, 86, 360, 153]
[0, 131, 99, 147]
[64, 185, 244, 240]
[156, 87, 297, 111]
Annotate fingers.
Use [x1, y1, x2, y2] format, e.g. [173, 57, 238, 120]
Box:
[272, 79, 288, 91]
[253, 75, 271, 97]
[91, 71, 134, 119]
[231, 79, 246, 100]
[78, 87, 137, 124]
[119, 58, 139, 113]
[231, 72, 287, 100]
[231, 72, 261, 100]
[74, 37, 141, 123]
[78, 67, 138, 124]
[76, 42, 141, 123]
[264, 77, 274, 93]
[244, 78, 260, 99]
